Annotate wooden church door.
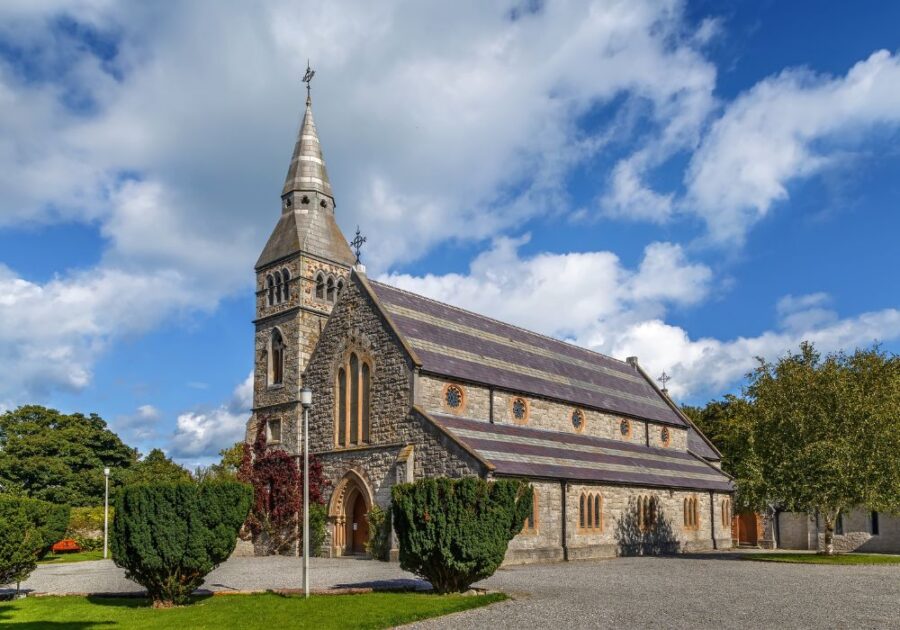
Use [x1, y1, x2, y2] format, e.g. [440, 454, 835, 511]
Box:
[350, 493, 369, 554]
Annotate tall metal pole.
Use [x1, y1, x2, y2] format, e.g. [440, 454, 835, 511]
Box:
[303, 404, 310, 598]
[103, 467, 110, 559]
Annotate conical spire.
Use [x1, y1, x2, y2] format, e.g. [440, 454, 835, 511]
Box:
[282, 94, 334, 198]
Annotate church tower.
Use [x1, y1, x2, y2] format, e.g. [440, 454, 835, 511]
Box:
[248, 78, 356, 456]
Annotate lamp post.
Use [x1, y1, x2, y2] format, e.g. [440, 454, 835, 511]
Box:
[300, 387, 313, 599]
[103, 467, 110, 559]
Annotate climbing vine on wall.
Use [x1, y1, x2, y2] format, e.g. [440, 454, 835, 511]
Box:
[238, 419, 330, 555]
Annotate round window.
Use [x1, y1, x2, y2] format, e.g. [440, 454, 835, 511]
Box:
[620, 418, 631, 437]
[445, 385, 463, 409]
[572, 409, 585, 431]
[512, 397, 527, 422]
[660, 426, 671, 445]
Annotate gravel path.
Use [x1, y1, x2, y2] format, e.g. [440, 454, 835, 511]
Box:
[8, 552, 899, 628]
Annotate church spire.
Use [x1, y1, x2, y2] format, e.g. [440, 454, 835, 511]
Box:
[282, 63, 333, 199]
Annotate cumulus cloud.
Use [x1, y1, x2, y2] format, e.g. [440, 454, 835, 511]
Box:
[382, 246, 900, 401]
[0, 0, 724, 401]
[686, 50, 900, 243]
[168, 372, 252, 466]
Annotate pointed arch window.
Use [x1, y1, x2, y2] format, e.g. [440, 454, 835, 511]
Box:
[315, 272, 325, 299]
[335, 351, 372, 447]
[326, 276, 336, 302]
[637, 495, 658, 532]
[273, 270, 283, 304]
[684, 495, 699, 530]
[720, 498, 732, 527]
[337, 278, 345, 295]
[270, 328, 285, 386]
[579, 491, 603, 531]
[267, 274, 275, 306]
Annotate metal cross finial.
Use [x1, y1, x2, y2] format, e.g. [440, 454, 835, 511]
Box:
[303, 60, 315, 101]
[658, 371, 671, 394]
[350, 226, 367, 264]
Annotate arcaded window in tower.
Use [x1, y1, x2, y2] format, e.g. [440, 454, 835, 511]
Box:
[334, 351, 372, 448]
[270, 329, 285, 386]
[326, 276, 336, 302]
[266, 274, 275, 306]
[273, 270, 283, 304]
[315, 272, 325, 299]
[281, 268, 290, 300]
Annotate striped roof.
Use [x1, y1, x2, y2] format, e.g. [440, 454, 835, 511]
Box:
[370, 280, 685, 427]
[429, 413, 733, 492]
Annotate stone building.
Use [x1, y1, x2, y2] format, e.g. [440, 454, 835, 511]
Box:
[248, 90, 734, 563]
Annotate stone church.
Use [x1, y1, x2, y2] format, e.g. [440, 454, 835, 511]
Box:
[248, 89, 734, 563]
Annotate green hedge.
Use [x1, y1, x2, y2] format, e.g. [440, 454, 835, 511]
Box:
[366, 504, 392, 561]
[307, 504, 327, 557]
[21, 498, 70, 559]
[391, 477, 532, 593]
[110, 481, 251, 606]
[0, 496, 41, 591]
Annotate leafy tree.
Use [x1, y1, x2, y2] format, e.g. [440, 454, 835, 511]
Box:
[391, 477, 533, 593]
[0, 406, 137, 506]
[21, 498, 70, 559]
[0, 495, 41, 594]
[193, 442, 245, 482]
[110, 481, 251, 607]
[238, 422, 328, 555]
[747, 342, 900, 554]
[123, 449, 191, 486]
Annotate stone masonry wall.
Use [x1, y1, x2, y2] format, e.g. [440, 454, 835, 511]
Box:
[778, 508, 900, 553]
[415, 374, 687, 451]
[502, 482, 731, 564]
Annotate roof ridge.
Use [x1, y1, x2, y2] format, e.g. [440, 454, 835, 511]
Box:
[370, 278, 634, 370]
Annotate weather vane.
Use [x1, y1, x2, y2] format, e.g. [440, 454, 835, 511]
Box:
[350, 226, 367, 264]
[657, 371, 671, 394]
[303, 60, 315, 101]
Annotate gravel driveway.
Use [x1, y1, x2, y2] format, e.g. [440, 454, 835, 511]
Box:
[9, 552, 899, 629]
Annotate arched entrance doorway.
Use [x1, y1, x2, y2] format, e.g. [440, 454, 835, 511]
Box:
[328, 470, 373, 556]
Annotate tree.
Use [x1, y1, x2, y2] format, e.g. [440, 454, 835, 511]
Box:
[391, 477, 532, 593]
[110, 481, 251, 607]
[0, 495, 41, 594]
[238, 421, 329, 555]
[193, 442, 244, 482]
[742, 342, 899, 554]
[0, 406, 137, 506]
[123, 449, 191, 486]
[21, 498, 70, 559]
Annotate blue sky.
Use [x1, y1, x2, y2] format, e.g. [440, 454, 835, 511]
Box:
[1, 1, 898, 466]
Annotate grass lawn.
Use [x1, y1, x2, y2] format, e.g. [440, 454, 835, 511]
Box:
[38, 550, 105, 564]
[742, 552, 900, 565]
[0, 591, 506, 629]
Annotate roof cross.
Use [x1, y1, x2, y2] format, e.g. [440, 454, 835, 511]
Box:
[350, 226, 367, 264]
[657, 371, 671, 394]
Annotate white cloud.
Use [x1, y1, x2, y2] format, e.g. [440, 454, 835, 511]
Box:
[0, 0, 723, 401]
[686, 50, 900, 244]
[381, 244, 900, 401]
[168, 372, 252, 465]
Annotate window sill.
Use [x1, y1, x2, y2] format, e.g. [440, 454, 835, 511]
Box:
[267, 384, 285, 391]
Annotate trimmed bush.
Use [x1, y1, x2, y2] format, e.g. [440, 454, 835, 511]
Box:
[0, 495, 41, 593]
[392, 477, 532, 593]
[307, 503, 328, 557]
[21, 498, 70, 559]
[366, 504, 392, 561]
[110, 481, 251, 607]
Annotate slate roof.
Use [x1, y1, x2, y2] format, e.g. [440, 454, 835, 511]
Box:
[283, 95, 333, 198]
[256, 96, 356, 270]
[369, 280, 686, 427]
[428, 413, 733, 492]
[687, 427, 721, 461]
